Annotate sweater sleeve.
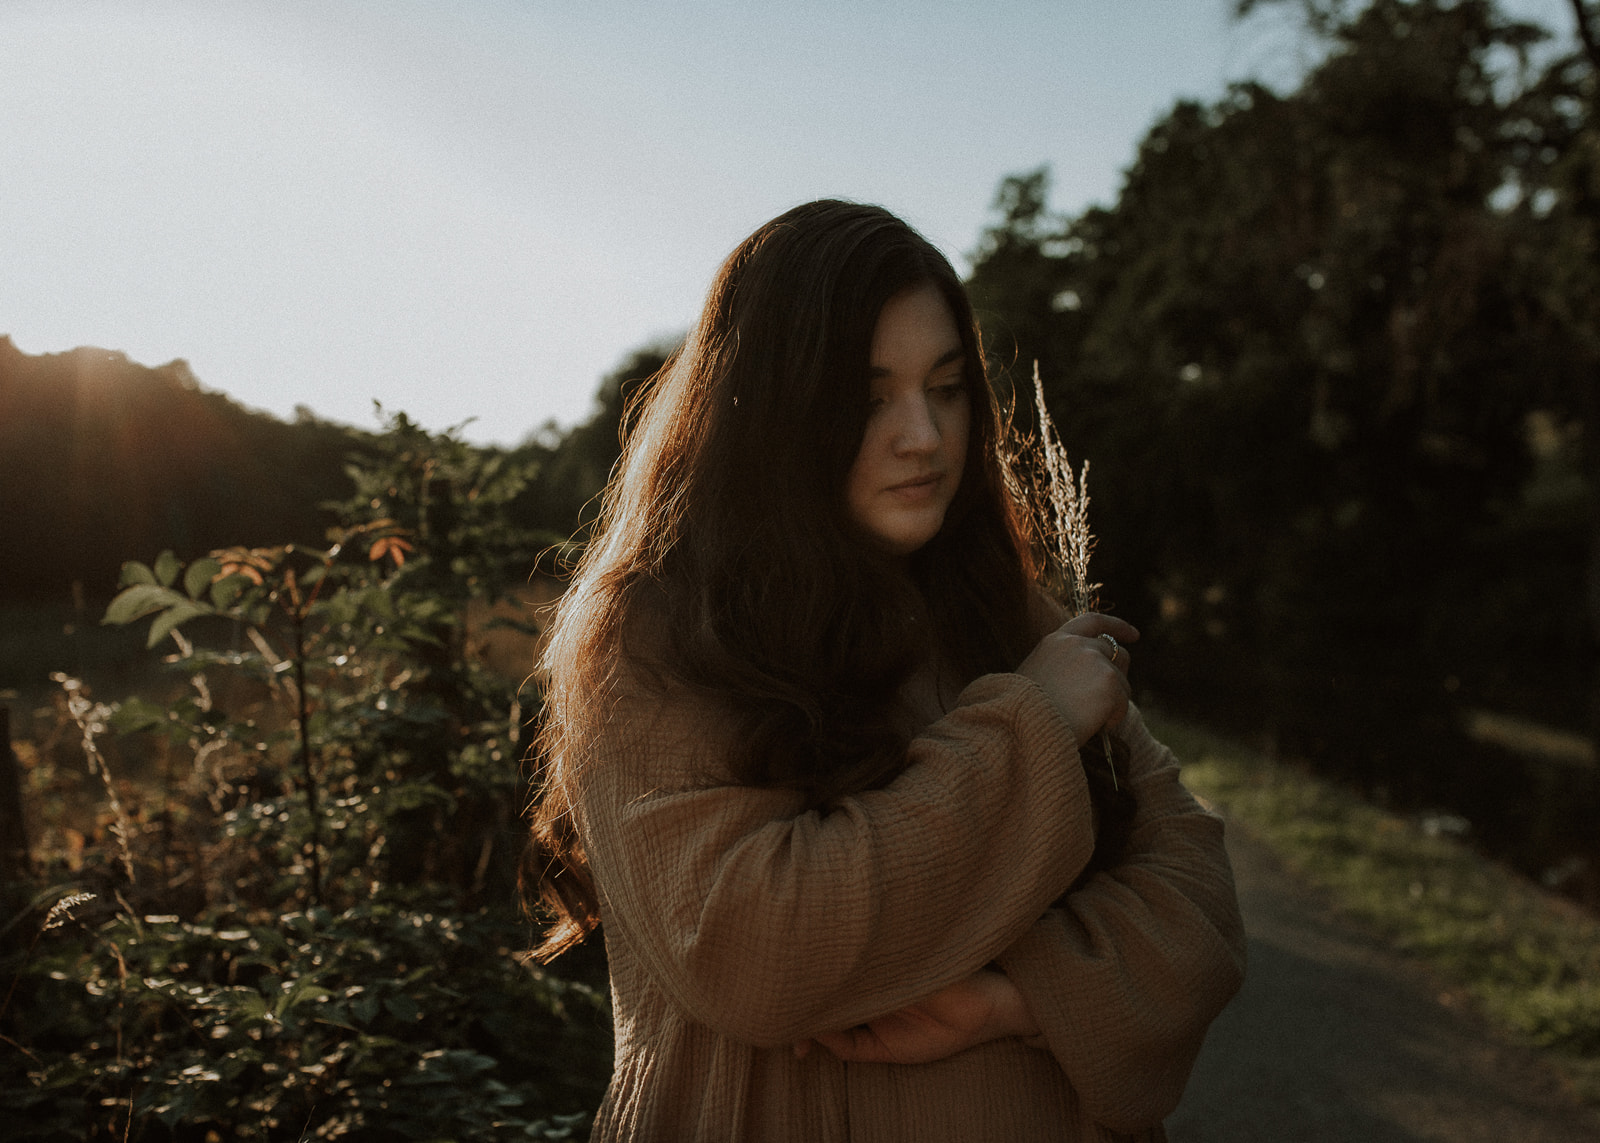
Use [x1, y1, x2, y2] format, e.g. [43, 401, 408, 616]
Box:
[995, 703, 1247, 1133]
[574, 670, 1098, 1048]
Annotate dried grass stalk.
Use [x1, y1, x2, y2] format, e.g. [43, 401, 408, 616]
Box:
[42, 891, 97, 931]
[51, 673, 137, 882]
[1011, 364, 1118, 789]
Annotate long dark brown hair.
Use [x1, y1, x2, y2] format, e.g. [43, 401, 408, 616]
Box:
[525, 201, 1042, 960]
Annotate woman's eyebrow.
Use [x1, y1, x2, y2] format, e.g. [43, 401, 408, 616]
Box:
[867, 347, 966, 378]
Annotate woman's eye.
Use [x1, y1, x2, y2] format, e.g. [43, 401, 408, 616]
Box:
[930, 381, 966, 401]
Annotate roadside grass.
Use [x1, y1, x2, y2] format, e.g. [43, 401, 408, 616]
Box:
[1152, 714, 1600, 1105]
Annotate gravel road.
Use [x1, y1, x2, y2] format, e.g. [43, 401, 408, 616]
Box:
[1166, 824, 1600, 1143]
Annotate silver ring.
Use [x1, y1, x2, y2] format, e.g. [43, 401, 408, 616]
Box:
[1099, 633, 1120, 664]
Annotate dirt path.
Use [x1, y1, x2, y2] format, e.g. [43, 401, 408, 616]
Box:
[1166, 824, 1600, 1143]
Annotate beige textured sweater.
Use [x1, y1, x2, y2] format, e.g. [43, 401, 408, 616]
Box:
[571, 668, 1245, 1142]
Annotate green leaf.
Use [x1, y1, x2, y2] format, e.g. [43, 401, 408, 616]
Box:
[383, 994, 421, 1023]
[104, 584, 188, 626]
[366, 586, 397, 621]
[210, 573, 247, 610]
[276, 978, 334, 1017]
[119, 561, 157, 588]
[154, 550, 181, 587]
[148, 601, 214, 648]
[108, 698, 169, 735]
[184, 557, 222, 600]
[232, 992, 272, 1022]
[398, 625, 444, 647]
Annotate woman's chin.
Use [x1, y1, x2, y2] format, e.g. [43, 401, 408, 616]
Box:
[862, 514, 946, 557]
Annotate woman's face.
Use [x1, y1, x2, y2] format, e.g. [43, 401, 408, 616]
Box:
[844, 283, 971, 556]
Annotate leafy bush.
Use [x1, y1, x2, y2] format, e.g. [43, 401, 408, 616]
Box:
[1, 414, 610, 1140]
[7, 897, 605, 1141]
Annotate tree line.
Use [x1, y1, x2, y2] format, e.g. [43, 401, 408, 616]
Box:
[964, 0, 1599, 894]
[0, 336, 666, 610]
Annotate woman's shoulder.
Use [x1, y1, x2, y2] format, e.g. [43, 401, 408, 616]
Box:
[574, 599, 746, 780]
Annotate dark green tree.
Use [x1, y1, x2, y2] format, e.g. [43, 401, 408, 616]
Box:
[968, 0, 1598, 876]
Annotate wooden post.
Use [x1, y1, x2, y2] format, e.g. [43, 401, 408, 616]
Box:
[0, 705, 29, 881]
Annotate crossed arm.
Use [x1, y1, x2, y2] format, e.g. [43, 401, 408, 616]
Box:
[798, 700, 1245, 1129]
[794, 968, 1038, 1064]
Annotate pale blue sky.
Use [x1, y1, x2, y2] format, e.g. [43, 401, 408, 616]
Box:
[0, 0, 1578, 444]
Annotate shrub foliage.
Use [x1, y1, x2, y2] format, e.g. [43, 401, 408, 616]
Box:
[1, 414, 610, 1141]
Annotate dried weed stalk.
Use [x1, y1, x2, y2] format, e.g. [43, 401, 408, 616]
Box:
[41, 891, 98, 931]
[0, 890, 103, 1043]
[1010, 364, 1118, 789]
[50, 673, 137, 882]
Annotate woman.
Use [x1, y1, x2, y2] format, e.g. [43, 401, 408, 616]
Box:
[527, 200, 1245, 1142]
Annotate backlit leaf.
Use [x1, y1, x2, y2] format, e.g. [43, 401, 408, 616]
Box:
[153, 550, 181, 588]
[370, 536, 413, 568]
[210, 573, 247, 610]
[184, 557, 222, 600]
[104, 584, 187, 626]
[211, 546, 278, 585]
[148, 601, 214, 648]
[109, 698, 169, 735]
[119, 561, 156, 588]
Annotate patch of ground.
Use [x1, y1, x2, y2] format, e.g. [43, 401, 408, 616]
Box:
[1167, 825, 1600, 1143]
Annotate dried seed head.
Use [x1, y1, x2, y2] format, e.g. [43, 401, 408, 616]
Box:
[1010, 364, 1119, 790]
[1012, 364, 1099, 616]
[43, 892, 97, 931]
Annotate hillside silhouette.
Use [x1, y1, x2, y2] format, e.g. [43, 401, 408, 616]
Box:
[0, 336, 367, 603]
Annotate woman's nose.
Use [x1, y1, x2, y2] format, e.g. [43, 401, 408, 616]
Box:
[890, 396, 940, 455]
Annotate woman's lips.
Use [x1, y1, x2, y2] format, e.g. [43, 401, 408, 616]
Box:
[886, 473, 942, 498]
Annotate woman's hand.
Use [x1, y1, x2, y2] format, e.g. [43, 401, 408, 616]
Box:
[794, 969, 1039, 1065]
[1015, 612, 1139, 741]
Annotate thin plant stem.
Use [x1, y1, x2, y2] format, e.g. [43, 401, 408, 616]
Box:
[289, 610, 324, 907]
[1018, 364, 1118, 788]
[51, 674, 137, 880]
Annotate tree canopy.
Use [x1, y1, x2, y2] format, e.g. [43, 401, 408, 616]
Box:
[967, 0, 1597, 877]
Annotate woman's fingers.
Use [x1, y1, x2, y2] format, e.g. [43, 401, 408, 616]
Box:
[1098, 632, 1131, 675]
[1058, 611, 1140, 645]
[806, 1025, 896, 1063]
[799, 971, 1040, 1066]
[1017, 613, 1136, 738]
[1061, 610, 1134, 676]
